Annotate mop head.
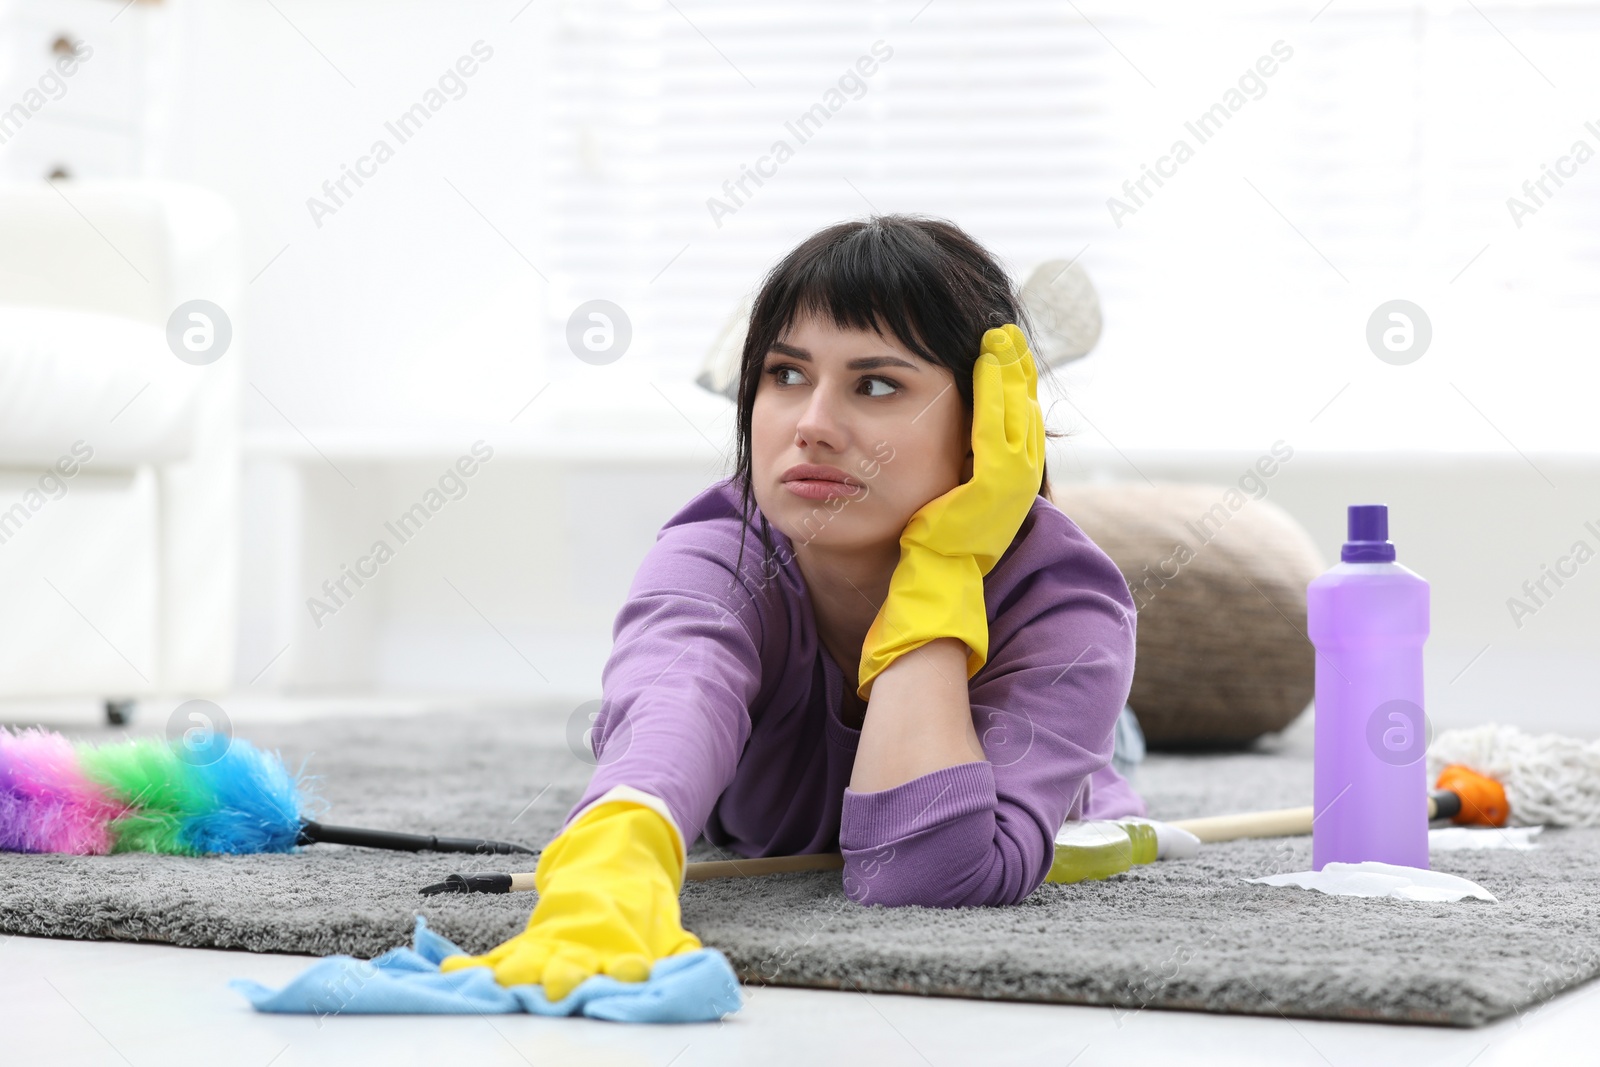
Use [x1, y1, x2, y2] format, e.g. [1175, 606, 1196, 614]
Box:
[1428, 723, 1600, 827]
[230, 914, 744, 1023]
[0, 725, 322, 856]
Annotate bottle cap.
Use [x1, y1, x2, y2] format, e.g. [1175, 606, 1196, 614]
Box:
[1342, 504, 1396, 562]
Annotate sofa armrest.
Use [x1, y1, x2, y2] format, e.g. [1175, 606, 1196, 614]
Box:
[0, 180, 243, 696]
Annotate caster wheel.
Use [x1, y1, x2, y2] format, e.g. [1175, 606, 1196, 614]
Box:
[105, 699, 136, 726]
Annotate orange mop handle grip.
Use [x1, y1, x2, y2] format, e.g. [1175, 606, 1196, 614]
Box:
[1434, 763, 1510, 827]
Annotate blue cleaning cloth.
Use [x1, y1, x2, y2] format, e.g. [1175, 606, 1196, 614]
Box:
[229, 914, 744, 1023]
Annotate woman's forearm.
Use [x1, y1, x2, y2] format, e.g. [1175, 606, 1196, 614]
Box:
[848, 636, 987, 793]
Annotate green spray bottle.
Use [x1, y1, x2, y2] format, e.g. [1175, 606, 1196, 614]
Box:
[1044, 817, 1199, 884]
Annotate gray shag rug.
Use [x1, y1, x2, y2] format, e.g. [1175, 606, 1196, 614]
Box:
[2, 703, 1596, 1028]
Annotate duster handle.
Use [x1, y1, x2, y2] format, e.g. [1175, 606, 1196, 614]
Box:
[299, 819, 535, 855]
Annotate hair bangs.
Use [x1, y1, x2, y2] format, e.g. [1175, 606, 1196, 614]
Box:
[770, 225, 944, 368]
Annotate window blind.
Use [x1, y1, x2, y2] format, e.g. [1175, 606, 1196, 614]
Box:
[541, 0, 1600, 451]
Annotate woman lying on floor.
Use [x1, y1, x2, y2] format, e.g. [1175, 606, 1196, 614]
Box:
[442, 213, 1145, 999]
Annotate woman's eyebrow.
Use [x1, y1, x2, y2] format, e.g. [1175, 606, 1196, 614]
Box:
[766, 341, 920, 372]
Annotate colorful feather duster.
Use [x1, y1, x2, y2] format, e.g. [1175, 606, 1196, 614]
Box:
[0, 726, 317, 855]
[0, 725, 532, 857]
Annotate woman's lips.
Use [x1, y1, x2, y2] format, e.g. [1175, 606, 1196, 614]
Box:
[784, 479, 863, 501]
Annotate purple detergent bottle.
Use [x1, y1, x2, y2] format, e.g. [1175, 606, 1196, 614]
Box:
[1308, 504, 1431, 871]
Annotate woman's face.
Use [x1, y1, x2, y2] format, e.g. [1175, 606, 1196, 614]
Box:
[751, 310, 973, 554]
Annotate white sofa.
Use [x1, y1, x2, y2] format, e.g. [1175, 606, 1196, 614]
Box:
[0, 181, 241, 722]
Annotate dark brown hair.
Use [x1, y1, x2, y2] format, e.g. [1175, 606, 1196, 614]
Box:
[729, 213, 1067, 584]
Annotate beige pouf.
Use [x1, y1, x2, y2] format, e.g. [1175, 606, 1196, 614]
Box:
[1050, 482, 1326, 749]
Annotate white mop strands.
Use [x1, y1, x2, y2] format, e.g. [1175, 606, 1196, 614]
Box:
[1428, 724, 1600, 828]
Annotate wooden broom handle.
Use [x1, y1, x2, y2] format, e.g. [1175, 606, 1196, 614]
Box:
[427, 794, 1467, 893]
[679, 797, 1448, 879]
[685, 851, 845, 881]
[1168, 805, 1314, 842]
[677, 805, 1311, 879]
[1167, 794, 1446, 843]
[675, 807, 1313, 879]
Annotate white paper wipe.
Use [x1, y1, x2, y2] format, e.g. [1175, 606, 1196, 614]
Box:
[1248, 861, 1496, 902]
[1429, 825, 1542, 851]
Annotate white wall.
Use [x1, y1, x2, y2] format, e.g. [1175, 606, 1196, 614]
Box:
[8, 0, 1592, 730]
[152, 0, 553, 432]
[137, 1, 1600, 449]
[238, 436, 1600, 737]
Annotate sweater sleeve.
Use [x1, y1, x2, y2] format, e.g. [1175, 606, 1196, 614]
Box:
[837, 514, 1138, 908]
[563, 515, 772, 852]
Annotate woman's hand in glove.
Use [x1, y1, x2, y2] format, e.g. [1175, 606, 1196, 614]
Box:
[437, 799, 701, 1001]
[856, 323, 1046, 700]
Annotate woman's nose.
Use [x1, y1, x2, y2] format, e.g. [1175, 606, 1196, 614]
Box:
[794, 386, 847, 448]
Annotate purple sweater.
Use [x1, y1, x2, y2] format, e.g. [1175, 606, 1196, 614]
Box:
[567, 476, 1144, 908]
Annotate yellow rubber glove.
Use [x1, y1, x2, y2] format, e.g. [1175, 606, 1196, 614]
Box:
[857, 323, 1045, 701]
[437, 799, 702, 1001]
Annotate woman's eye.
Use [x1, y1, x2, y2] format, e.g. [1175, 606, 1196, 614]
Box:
[764, 363, 899, 398]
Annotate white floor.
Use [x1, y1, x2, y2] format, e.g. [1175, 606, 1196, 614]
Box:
[4, 691, 1598, 1067]
[4, 928, 1597, 1067]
